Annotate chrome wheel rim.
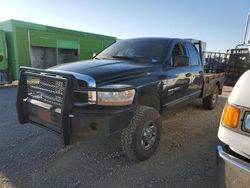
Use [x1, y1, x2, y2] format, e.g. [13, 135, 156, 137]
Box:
[141, 121, 157, 150]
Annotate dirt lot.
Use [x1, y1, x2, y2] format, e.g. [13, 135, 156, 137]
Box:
[0, 87, 232, 188]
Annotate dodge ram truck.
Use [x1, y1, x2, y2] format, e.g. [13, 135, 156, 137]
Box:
[16, 38, 225, 161]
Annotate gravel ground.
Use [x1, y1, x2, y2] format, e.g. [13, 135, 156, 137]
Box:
[0, 86, 232, 188]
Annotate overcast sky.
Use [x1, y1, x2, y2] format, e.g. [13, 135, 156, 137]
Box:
[1, 0, 250, 52]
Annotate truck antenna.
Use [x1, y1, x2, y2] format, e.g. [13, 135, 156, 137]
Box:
[243, 12, 250, 45]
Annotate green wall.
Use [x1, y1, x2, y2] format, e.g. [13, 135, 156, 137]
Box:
[0, 19, 116, 80]
[0, 31, 8, 70]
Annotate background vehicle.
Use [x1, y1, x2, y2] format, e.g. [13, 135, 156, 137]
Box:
[224, 13, 250, 86]
[16, 38, 225, 160]
[202, 13, 250, 87]
[204, 48, 250, 87]
[0, 19, 116, 84]
[217, 70, 250, 187]
[224, 48, 250, 86]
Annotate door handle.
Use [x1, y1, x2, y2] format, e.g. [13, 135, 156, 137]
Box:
[185, 73, 192, 77]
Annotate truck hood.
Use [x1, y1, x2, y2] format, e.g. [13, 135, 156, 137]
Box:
[48, 59, 158, 84]
[228, 70, 250, 108]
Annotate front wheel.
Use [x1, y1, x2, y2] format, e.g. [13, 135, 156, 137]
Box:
[121, 105, 162, 161]
[203, 86, 219, 110]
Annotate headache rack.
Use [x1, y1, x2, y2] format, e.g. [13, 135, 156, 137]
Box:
[16, 67, 74, 145]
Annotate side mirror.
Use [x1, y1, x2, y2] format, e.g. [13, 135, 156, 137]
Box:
[174, 56, 189, 67]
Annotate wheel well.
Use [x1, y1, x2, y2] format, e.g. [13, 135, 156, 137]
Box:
[138, 94, 160, 112]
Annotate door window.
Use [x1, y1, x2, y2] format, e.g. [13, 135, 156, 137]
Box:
[171, 43, 187, 67]
[186, 43, 201, 66]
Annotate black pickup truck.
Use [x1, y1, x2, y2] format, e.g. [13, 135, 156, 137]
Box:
[16, 38, 225, 161]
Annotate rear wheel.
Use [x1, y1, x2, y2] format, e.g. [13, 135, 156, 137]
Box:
[121, 105, 161, 161]
[203, 86, 219, 110]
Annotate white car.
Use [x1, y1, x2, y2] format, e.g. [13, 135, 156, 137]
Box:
[217, 70, 250, 186]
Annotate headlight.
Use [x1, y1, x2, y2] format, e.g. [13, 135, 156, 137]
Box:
[243, 114, 250, 132]
[221, 103, 241, 129]
[96, 85, 135, 106]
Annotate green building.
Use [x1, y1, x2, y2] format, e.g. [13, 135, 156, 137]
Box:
[0, 19, 116, 83]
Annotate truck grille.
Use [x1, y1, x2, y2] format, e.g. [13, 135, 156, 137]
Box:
[27, 75, 66, 107]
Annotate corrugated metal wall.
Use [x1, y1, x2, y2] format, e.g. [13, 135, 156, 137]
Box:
[0, 20, 116, 80]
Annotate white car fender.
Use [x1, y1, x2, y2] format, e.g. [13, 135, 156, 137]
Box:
[228, 70, 250, 108]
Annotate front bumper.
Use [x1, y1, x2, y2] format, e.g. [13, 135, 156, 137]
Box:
[16, 67, 136, 145]
[217, 145, 250, 172]
[26, 100, 136, 144]
[217, 145, 250, 187]
[70, 107, 136, 143]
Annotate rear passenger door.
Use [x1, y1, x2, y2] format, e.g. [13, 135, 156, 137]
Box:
[185, 42, 203, 97]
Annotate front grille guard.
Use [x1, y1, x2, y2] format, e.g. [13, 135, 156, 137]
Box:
[16, 67, 74, 145]
[16, 67, 136, 145]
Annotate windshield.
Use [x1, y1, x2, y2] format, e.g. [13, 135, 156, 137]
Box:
[95, 39, 167, 64]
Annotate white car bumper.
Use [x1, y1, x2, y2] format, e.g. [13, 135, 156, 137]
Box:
[216, 145, 250, 187]
[217, 145, 250, 172]
[217, 124, 250, 186]
[218, 124, 250, 159]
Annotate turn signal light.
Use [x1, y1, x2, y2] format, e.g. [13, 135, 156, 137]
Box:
[221, 103, 240, 129]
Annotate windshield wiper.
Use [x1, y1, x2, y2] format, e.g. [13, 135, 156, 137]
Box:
[98, 55, 155, 63]
[95, 56, 132, 60]
[94, 56, 111, 60]
[111, 55, 134, 59]
[112, 55, 155, 63]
